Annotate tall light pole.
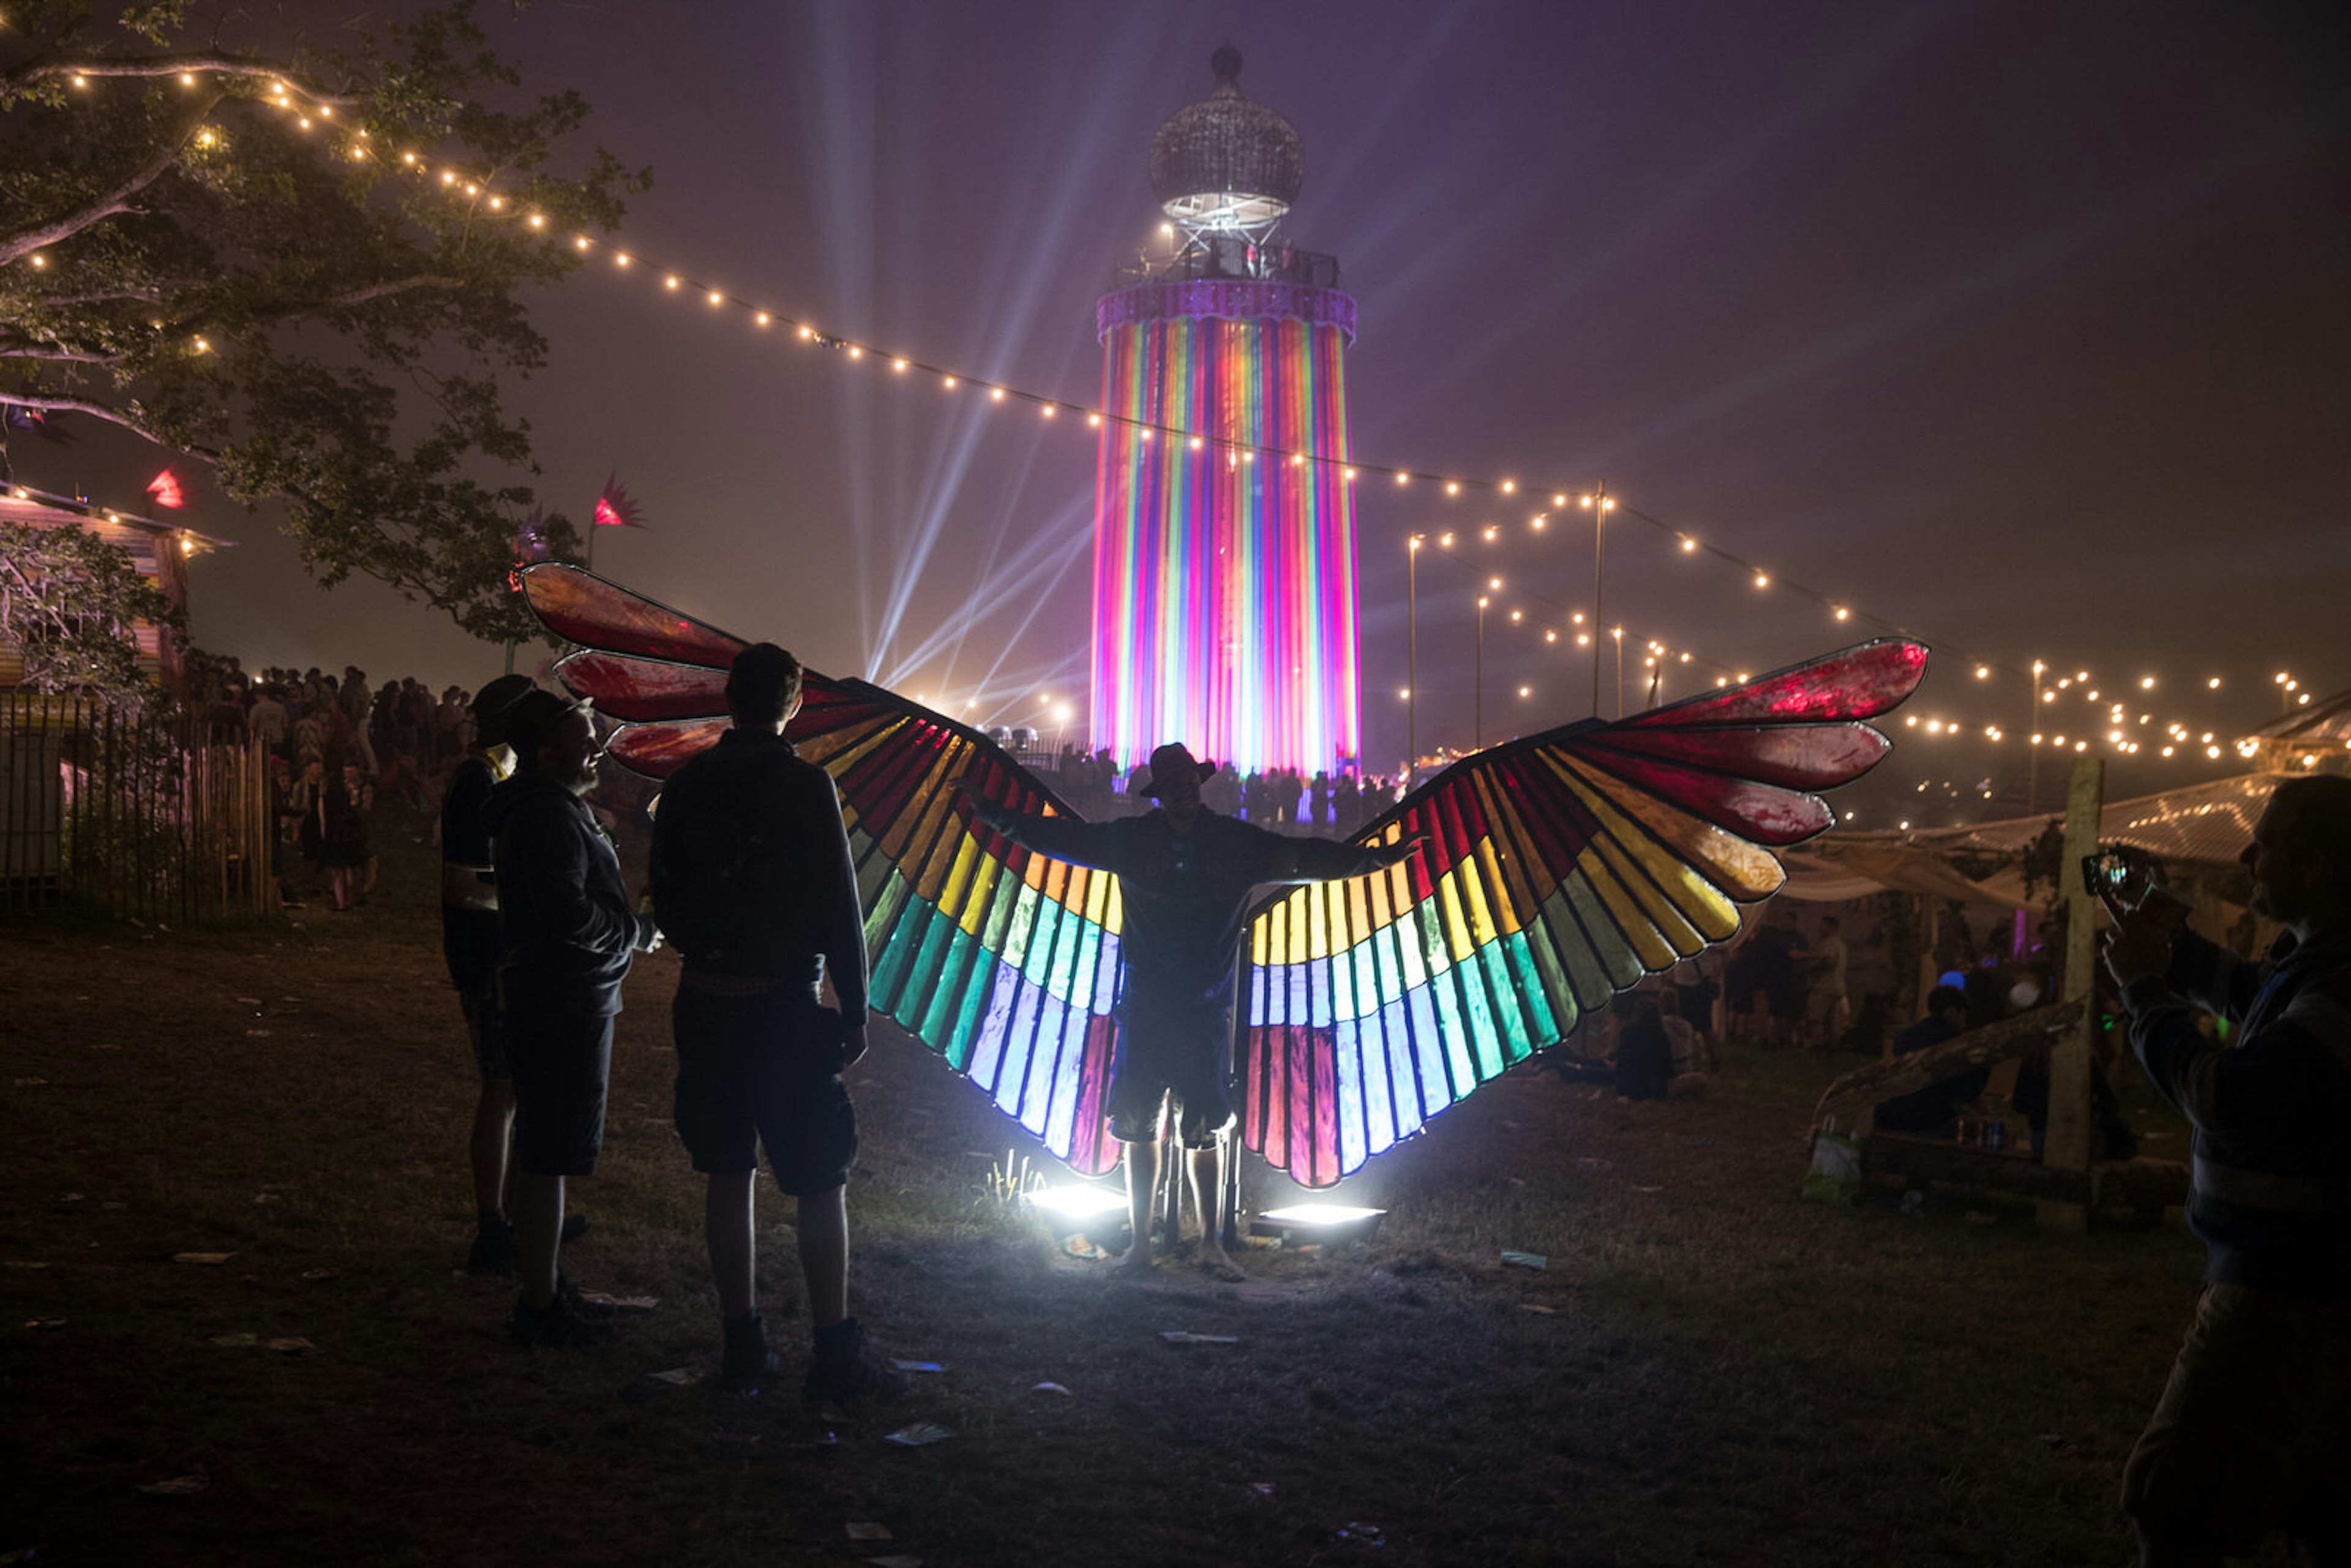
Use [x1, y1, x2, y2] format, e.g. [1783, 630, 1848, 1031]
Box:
[1611, 626, 1624, 720]
[2028, 659, 2045, 813]
[1580, 484, 1615, 718]
[1475, 593, 1489, 751]
[1407, 534, 1423, 782]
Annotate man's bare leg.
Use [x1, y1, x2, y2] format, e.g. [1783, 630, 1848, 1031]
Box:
[707, 1169, 756, 1319]
[470, 1081, 516, 1218]
[797, 1185, 849, 1329]
[1187, 1142, 1245, 1281]
[512, 1170, 564, 1311]
[1113, 1137, 1158, 1275]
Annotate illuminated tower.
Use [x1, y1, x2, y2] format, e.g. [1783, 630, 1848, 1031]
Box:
[1090, 45, 1359, 775]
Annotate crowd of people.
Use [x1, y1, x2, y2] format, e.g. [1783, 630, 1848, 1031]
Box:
[1046, 743, 1400, 835]
[186, 650, 511, 911]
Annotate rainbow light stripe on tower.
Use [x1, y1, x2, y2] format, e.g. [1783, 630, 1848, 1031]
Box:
[1090, 280, 1360, 775]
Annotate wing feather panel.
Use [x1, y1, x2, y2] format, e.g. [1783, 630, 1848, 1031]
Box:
[1239, 638, 1926, 1187]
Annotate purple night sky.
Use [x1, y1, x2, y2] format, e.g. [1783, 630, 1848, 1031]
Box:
[23, 1, 2349, 826]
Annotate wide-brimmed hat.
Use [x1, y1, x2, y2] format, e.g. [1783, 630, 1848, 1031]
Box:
[1132, 742, 1217, 798]
[468, 673, 538, 747]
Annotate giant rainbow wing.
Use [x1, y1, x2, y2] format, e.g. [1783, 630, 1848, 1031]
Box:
[1237, 639, 1927, 1186]
[521, 564, 1130, 1176]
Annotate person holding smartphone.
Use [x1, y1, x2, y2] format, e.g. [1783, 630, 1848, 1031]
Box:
[2102, 776, 2351, 1566]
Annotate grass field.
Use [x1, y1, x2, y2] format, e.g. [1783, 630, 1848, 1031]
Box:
[0, 828, 2267, 1566]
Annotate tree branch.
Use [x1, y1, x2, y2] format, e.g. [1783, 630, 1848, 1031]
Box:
[0, 346, 127, 365]
[0, 391, 221, 460]
[321, 276, 468, 310]
[5, 53, 361, 109]
[0, 91, 227, 266]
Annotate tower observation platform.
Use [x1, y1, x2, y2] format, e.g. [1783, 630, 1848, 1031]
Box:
[1089, 46, 1361, 777]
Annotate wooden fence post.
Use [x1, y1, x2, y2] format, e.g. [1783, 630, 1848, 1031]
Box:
[2038, 754, 2105, 1232]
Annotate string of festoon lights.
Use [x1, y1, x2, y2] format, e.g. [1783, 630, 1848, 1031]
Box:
[1406, 528, 2325, 764]
[18, 64, 2331, 767]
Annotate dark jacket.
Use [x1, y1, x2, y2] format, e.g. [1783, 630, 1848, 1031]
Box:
[650, 729, 869, 1024]
[486, 772, 651, 1016]
[2124, 928, 2351, 1299]
[971, 804, 1400, 1011]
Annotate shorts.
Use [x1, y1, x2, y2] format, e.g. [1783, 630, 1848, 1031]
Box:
[1106, 999, 1233, 1149]
[2122, 1283, 2351, 1555]
[457, 972, 509, 1082]
[507, 1011, 613, 1177]
[672, 986, 858, 1196]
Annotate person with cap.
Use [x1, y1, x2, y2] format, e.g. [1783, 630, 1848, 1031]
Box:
[650, 642, 901, 1403]
[441, 673, 536, 1275]
[961, 742, 1421, 1280]
[484, 689, 661, 1345]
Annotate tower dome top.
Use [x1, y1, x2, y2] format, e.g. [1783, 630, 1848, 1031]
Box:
[1148, 45, 1303, 230]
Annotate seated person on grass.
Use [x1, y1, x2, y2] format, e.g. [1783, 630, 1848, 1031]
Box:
[1873, 986, 1985, 1137]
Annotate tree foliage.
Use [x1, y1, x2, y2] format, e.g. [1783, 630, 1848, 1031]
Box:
[0, 1, 650, 642]
[0, 518, 182, 709]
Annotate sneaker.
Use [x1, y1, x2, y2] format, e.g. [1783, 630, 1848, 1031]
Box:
[716, 1311, 778, 1395]
[554, 1272, 620, 1323]
[466, 1219, 518, 1277]
[510, 1291, 620, 1348]
[802, 1318, 907, 1406]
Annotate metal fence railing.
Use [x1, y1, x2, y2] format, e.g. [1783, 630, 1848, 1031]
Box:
[0, 692, 279, 924]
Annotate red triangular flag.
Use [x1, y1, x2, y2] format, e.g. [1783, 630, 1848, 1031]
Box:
[593, 473, 647, 529]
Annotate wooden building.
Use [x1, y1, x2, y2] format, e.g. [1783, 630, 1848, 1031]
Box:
[0, 484, 230, 697]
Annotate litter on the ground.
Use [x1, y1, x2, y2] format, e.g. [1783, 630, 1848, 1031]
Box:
[1250, 1482, 1275, 1496]
[53, 1192, 83, 1203]
[26, 1318, 67, 1330]
[1160, 1330, 1239, 1345]
[1500, 1251, 1547, 1270]
[1032, 1381, 1071, 1395]
[173, 1252, 233, 1265]
[263, 1337, 314, 1353]
[579, 1292, 658, 1312]
[883, 1422, 954, 1447]
[891, 1359, 944, 1373]
[648, 1366, 703, 1386]
[137, 1475, 209, 1496]
[1521, 1303, 1558, 1315]
[1340, 1521, 1386, 1544]
[846, 1521, 894, 1540]
[211, 1332, 258, 1347]
[301, 1268, 337, 1281]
